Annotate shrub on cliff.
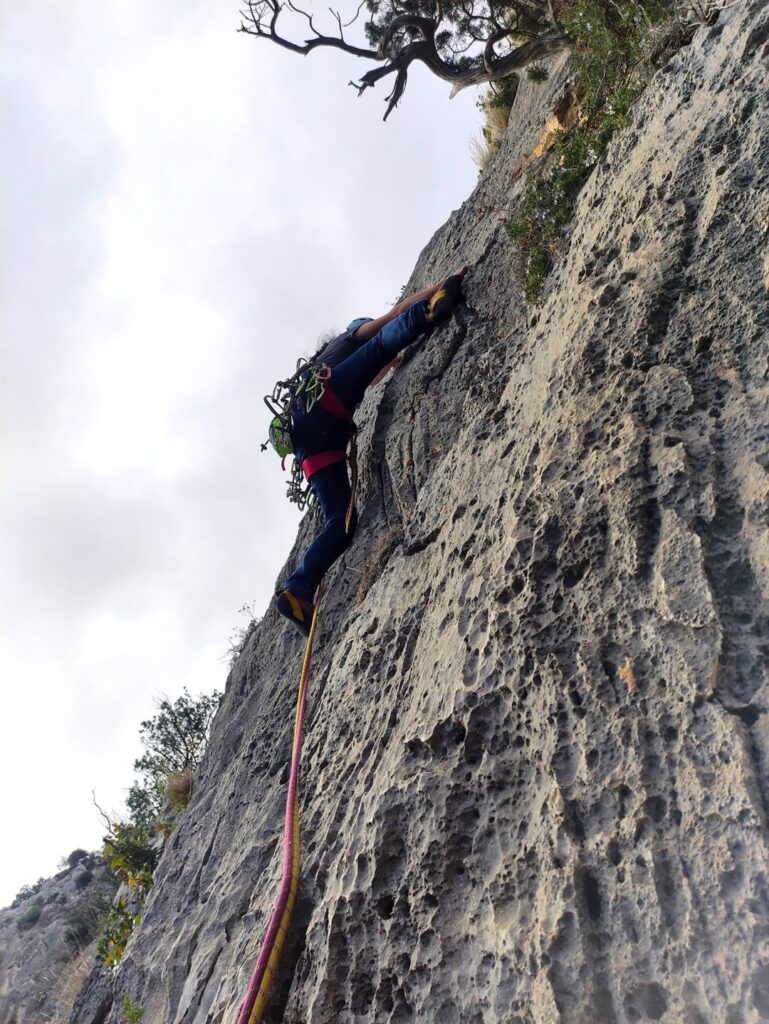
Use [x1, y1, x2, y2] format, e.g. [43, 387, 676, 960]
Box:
[122, 993, 145, 1022]
[472, 76, 520, 171]
[11, 877, 45, 908]
[16, 901, 43, 931]
[93, 687, 221, 969]
[97, 899, 143, 970]
[507, 0, 694, 300]
[94, 819, 155, 970]
[126, 688, 222, 828]
[64, 886, 113, 946]
[225, 601, 260, 666]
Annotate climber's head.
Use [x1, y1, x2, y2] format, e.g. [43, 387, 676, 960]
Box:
[346, 317, 373, 334]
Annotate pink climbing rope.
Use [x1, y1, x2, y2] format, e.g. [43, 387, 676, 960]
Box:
[236, 592, 322, 1024]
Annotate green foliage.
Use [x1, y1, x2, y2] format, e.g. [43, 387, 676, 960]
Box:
[64, 887, 112, 946]
[11, 878, 44, 909]
[103, 820, 157, 885]
[97, 900, 142, 970]
[526, 64, 550, 82]
[128, 688, 222, 826]
[94, 687, 220, 970]
[125, 782, 162, 833]
[16, 902, 42, 931]
[507, 0, 674, 302]
[473, 75, 520, 172]
[364, 0, 530, 68]
[485, 74, 519, 111]
[134, 687, 221, 791]
[95, 820, 155, 969]
[122, 993, 145, 1023]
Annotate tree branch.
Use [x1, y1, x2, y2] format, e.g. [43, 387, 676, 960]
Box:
[239, 0, 377, 59]
[241, 0, 572, 119]
[377, 12, 437, 58]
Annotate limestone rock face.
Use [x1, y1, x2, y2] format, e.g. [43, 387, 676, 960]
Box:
[71, 2, 769, 1022]
[0, 854, 116, 1024]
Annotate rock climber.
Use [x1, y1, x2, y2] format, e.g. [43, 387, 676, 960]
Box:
[275, 267, 468, 634]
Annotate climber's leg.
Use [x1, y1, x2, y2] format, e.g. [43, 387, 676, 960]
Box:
[330, 301, 431, 410]
[278, 461, 358, 606]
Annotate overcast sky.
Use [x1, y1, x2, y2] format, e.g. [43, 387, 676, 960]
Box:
[0, 0, 480, 907]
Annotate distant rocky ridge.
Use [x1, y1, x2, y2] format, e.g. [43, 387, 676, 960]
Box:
[0, 853, 116, 1024]
[4, 1, 769, 1021]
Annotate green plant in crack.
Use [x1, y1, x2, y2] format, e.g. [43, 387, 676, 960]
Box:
[122, 993, 145, 1023]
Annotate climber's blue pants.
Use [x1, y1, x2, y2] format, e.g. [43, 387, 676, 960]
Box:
[329, 300, 430, 409]
[281, 301, 430, 601]
[281, 461, 356, 602]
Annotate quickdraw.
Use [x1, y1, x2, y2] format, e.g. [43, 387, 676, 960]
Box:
[262, 360, 327, 510]
[286, 461, 315, 512]
[236, 587, 323, 1024]
[263, 359, 326, 424]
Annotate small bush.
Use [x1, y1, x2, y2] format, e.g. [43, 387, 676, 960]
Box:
[97, 900, 141, 971]
[91, 686, 220, 969]
[103, 821, 157, 882]
[94, 820, 155, 969]
[11, 878, 44, 909]
[64, 888, 112, 946]
[526, 64, 550, 82]
[122, 993, 144, 1023]
[166, 768, 193, 811]
[16, 902, 42, 931]
[472, 76, 519, 172]
[131, 688, 222, 824]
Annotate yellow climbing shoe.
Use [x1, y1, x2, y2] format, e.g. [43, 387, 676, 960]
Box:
[426, 271, 467, 324]
[276, 590, 315, 636]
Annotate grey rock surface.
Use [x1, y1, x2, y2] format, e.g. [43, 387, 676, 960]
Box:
[0, 853, 116, 1024]
[72, 2, 769, 1022]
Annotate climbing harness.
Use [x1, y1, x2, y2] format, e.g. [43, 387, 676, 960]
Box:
[236, 586, 323, 1024]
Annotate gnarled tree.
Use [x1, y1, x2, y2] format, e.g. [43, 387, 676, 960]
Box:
[239, 0, 572, 119]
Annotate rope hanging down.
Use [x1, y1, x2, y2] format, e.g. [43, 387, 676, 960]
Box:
[236, 590, 323, 1024]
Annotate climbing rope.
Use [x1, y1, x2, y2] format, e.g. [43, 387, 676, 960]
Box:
[236, 588, 323, 1024]
[345, 428, 358, 535]
[238, 409, 357, 1022]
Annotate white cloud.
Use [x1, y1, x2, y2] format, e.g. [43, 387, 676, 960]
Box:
[0, 0, 480, 906]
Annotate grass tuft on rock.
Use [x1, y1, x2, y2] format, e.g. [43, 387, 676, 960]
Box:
[16, 902, 42, 931]
[472, 76, 519, 172]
